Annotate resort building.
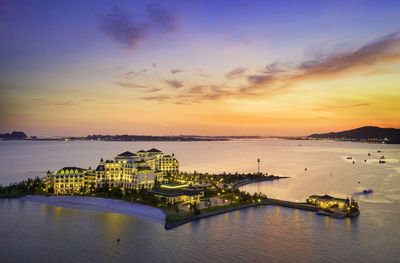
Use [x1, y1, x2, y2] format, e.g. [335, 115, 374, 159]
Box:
[47, 148, 179, 194]
[53, 167, 90, 194]
[149, 183, 204, 205]
[307, 194, 347, 209]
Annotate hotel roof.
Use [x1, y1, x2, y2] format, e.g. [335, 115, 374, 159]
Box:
[147, 148, 162, 153]
[116, 151, 137, 157]
[56, 167, 86, 174]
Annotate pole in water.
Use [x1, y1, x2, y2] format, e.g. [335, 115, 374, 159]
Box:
[257, 158, 261, 174]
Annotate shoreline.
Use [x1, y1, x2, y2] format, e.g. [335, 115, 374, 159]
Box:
[233, 176, 290, 189]
[1, 194, 358, 230]
[20, 195, 166, 224]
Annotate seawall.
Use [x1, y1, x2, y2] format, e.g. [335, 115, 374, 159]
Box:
[165, 198, 318, 230]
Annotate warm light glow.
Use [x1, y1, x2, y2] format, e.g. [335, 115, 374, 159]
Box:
[0, 1, 399, 136]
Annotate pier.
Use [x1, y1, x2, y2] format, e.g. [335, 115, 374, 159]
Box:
[165, 198, 325, 230]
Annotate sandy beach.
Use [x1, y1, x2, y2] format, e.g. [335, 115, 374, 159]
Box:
[22, 195, 166, 224]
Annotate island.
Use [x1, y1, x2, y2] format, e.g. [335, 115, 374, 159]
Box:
[0, 131, 27, 140]
[0, 148, 359, 229]
[307, 126, 400, 144]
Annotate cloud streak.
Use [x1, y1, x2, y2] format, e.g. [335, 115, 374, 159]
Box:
[112, 81, 162, 93]
[225, 67, 247, 79]
[313, 103, 370, 111]
[171, 69, 184, 74]
[166, 80, 184, 89]
[137, 32, 400, 105]
[112, 81, 148, 89]
[241, 31, 400, 94]
[32, 98, 74, 106]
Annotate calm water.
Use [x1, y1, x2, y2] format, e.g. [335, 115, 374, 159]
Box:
[1, 140, 400, 262]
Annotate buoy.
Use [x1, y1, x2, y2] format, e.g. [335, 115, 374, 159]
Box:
[117, 237, 120, 242]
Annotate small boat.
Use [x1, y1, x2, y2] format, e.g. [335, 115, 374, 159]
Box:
[380, 156, 385, 159]
[363, 189, 373, 194]
[347, 156, 352, 160]
[377, 150, 382, 153]
[368, 153, 371, 156]
[379, 160, 386, 164]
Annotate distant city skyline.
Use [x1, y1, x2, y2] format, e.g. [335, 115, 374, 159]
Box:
[1, 0, 400, 136]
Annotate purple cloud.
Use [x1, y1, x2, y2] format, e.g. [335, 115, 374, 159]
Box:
[99, 3, 176, 48]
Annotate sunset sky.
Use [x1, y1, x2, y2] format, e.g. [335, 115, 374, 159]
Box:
[1, 0, 400, 136]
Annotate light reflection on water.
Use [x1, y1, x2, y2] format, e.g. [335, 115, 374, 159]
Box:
[0, 140, 400, 262]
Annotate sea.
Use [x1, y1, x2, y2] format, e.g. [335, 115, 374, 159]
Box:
[0, 139, 399, 262]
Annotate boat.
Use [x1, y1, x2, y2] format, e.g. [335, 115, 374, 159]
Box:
[347, 156, 352, 160]
[380, 156, 385, 159]
[368, 153, 371, 156]
[379, 160, 386, 164]
[363, 189, 373, 194]
[377, 150, 382, 153]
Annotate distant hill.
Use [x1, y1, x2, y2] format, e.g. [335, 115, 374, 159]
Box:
[308, 126, 400, 144]
[0, 131, 27, 140]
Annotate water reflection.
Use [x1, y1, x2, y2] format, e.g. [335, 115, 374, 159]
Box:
[0, 140, 399, 262]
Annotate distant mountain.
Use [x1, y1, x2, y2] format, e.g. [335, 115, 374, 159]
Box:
[0, 131, 27, 140]
[308, 126, 400, 143]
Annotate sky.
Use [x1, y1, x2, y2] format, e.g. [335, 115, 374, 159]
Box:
[0, 0, 400, 136]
